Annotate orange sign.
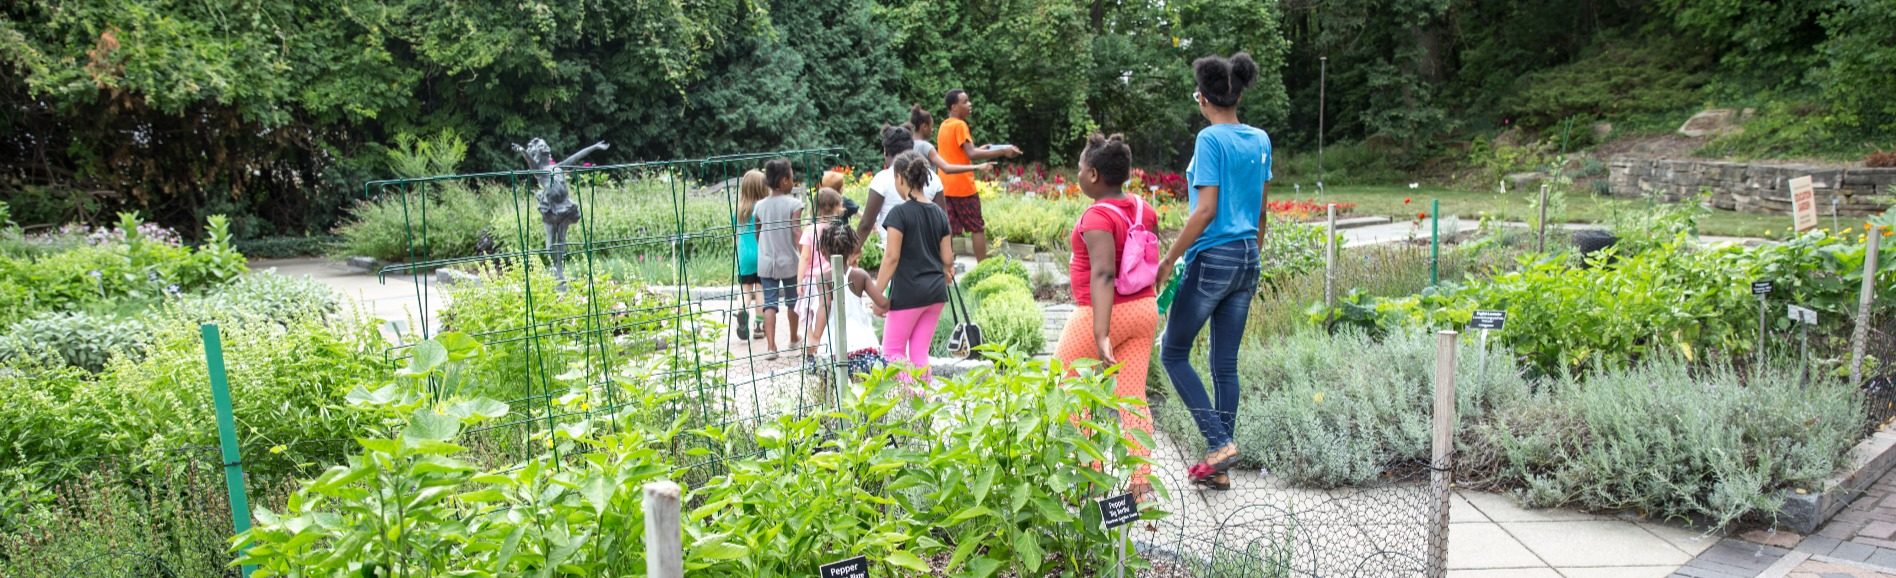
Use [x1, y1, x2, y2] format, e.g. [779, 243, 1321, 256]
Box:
[1791, 176, 1818, 232]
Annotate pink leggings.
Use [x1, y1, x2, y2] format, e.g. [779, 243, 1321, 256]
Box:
[881, 302, 945, 376]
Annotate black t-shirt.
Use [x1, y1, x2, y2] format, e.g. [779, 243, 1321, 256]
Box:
[883, 201, 952, 311]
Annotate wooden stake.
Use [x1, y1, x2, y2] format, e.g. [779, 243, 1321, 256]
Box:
[644, 481, 683, 578]
[1852, 234, 1881, 386]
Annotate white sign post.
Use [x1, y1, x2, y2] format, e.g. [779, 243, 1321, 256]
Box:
[1791, 176, 1819, 233]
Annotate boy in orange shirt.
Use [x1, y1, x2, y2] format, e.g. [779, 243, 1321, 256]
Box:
[936, 89, 1021, 261]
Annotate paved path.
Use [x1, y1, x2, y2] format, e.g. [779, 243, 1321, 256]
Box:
[1669, 467, 1896, 578]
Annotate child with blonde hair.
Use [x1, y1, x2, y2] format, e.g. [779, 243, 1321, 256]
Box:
[795, 188, 846, 369]
[733, 169, 769, 339]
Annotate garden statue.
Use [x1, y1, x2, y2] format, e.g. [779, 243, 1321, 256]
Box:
[512, 138, 609, 288]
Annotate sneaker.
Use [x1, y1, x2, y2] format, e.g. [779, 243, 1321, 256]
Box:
[788, 339, 803, 350]
[765, 350, 780, 361]
[734, 311, 750, 339]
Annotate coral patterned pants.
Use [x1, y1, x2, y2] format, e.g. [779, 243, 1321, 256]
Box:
[1054, 296, 1158, 481]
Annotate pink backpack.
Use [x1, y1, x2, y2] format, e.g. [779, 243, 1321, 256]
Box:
[1093, 196, 1161, 295]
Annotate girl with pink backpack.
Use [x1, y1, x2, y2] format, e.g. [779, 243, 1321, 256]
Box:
[1052, 133, 1162, 503]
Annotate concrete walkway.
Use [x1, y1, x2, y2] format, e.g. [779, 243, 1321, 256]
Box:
[1666, 465, 1896, 578]
[1448, 490, 1716, 577]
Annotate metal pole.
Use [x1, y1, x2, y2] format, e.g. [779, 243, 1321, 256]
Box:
[644, 481, 684, 578]
[831, 254, 848, 408]
[1758, 293, 1769, 369]
[1428, 330, 1459, 578]
[1478, 329, 1489, 385]
[1325, 204, 1337, 320]
[202, 324, 255, 578]
[1833, 197, 1842, 232]
[1318, 56, 1327, 188]
[1852, 234, 1881, 386]
[1430, 199, 1440, 287]
[1537, 184, 1550, 253]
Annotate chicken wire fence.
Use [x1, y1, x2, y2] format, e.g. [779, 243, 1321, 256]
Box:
[366, 148, 854, 476]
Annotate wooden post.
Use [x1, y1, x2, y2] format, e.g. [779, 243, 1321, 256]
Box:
[644, 481, 683, 578]
[1536, 184, 1550, 253]
[1428, 330, 1459, 578]
[1325, 204, 1338, 321]
[1852, 234, 1881, 386]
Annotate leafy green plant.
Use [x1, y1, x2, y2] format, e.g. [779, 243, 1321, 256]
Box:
[959, 255, 1030, 290]
[236, 342, 1161, 576]
[970, 273, 1029, 301]
[973, 289, 1046, 355]
[333, 185, 495, 263]
[0, 312, 147, 373]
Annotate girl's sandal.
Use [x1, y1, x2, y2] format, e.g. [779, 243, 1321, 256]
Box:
[1187, 463, 1234, 491]
[1205, 443, 1240, 474]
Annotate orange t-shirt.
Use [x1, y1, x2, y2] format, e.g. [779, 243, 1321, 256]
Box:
[937, 117, 976, 197]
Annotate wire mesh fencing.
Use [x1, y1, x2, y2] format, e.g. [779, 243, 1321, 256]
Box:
[363, 149, 854, 476]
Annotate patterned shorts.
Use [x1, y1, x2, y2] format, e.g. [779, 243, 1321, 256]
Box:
[847, 348, 886, 376]
[942, 194, 985, 235]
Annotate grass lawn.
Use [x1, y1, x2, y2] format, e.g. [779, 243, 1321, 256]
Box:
[1303, 185, 1797, 239]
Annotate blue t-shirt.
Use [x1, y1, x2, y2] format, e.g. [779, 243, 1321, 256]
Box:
[1184, 123, 1272, 261]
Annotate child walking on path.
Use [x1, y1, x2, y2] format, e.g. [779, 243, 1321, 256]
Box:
[754, 159, 805, 360]
[1053, 133, 1161, 503]
[796, 188, 845, 369]
[819, 225, 885, 376]
[1157, 53, 1273, 490]
[867, 151, 954, 382]
[733, 169, 769, 339]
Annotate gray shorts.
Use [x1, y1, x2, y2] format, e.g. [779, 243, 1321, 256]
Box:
[760, 277, 798, 312]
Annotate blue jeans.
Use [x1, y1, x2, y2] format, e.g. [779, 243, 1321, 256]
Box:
[1161, 239, 1259, 451]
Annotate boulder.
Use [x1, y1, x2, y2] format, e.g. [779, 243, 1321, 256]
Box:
[1678, 109, 1738, 138]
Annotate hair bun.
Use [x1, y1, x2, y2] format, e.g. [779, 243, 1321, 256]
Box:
[1228, 52, 1258, 92]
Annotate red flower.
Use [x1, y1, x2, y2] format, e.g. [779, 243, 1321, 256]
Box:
[1403, 197, 1412, 204]
[1418, 212, 1429, 220]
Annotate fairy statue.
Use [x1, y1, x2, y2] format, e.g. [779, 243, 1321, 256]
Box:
[511, 138, 609, 287]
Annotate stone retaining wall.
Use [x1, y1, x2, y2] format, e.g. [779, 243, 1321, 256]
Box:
[1608, 157, 1896, 216]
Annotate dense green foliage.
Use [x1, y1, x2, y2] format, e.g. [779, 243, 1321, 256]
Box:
[2, 0, 1290, 235]
[1317, 226, 1896, 375]
[233, 343, 1157, 576]
[1275, 0, 1895, 164]
[0, 213, 246, 327]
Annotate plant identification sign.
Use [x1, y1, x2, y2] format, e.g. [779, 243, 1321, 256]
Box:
[1791, 176, 1819, 232]
[1098, 493, 1139, 530]
[1752, 280, 1774, 295]
[1788, 304, 1818, 325]
[1471, 310, 1507, 330]
[819, 556, 868, 578]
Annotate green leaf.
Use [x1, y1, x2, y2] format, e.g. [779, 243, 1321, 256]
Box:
[434, 331, 484, 361]
[946, 505, 994, 525]
[1008, 482, 1031, 515]
[947, 529, 986, 572]
[401, 339, 448, 377]
[972, 465, 996, 504]
[404, 409, 461, 443]
[446, 398, 510, 423]
[885, 550, 928, 572]
[1014, 532, 1044, 573]
[969, 557, 1003, 578]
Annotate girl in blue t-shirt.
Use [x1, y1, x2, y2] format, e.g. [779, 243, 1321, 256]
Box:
[1157, 52, 1273, 491]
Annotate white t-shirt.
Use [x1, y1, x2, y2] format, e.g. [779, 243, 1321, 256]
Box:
[869, 167, 942, 240]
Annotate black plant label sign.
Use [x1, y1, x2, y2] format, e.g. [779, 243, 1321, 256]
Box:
[1752, 280, 1774, 296]
[819, 556, 868, 578]
[1099, 493, 1138, 530]
[1471, 310, 1506, 330]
